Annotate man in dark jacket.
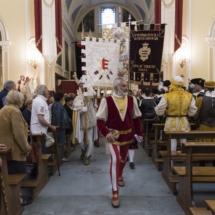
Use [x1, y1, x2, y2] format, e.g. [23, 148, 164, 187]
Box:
[140, 89, 156, 119]
[0, 80, 16, 109]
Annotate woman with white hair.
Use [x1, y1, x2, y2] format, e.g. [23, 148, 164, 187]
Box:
[0, 90, 32, 205]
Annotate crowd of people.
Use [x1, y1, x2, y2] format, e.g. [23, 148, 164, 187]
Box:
[0, 75, 214, 208]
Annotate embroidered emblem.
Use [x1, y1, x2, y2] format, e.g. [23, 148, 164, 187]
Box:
[40, 106, 44, 112]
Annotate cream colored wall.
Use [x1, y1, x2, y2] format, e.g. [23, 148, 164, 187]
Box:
[190, 0, 215, 80]
[0, 0, 26, 84]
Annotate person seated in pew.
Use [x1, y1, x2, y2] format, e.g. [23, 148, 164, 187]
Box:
[51, 91, 70, 162]
[0, 90, 32, 206]
[155, 76, 197, 167]
[22, 99, 33, 126]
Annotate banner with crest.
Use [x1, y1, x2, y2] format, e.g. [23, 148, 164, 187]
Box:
[102, 24, 129, 80]
[129, 24, 165, 87]
[81, 37, 120, 88]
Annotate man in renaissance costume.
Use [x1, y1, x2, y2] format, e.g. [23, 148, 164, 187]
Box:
[194, 80, 215, 135]
[190, 78, 205, 99]
[96, 77, 143, 208]
[72, 76, 97, 165]
[155, 76, 197, 159]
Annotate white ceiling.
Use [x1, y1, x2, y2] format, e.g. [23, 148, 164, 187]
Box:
[65, 0, 153, 25]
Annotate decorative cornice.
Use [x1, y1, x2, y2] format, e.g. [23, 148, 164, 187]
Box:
[0, 41, 11, 50]
[206, 37, 215, 47]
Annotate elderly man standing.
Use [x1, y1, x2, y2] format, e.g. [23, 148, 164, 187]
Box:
[0, 80, 16, 109]
[31, 85, 56, 154]
[155, 76, 197, 154]
[96, 77, 143, 208]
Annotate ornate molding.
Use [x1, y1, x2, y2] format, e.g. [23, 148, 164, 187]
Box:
[0, 41, 11, 51]
[0, 18, 8, 41]
[206, 37, 215, 47]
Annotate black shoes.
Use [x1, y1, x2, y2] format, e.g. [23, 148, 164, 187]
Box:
[21, 198, 32, 206]
[129, 162, 135, 169]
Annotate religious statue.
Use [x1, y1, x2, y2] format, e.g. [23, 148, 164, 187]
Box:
[18, 75, 26, 95]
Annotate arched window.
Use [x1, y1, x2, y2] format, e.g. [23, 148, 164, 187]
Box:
[101, 7, 116, 24]
[122, 8, 135, 22]
[78, 10, 95, 32]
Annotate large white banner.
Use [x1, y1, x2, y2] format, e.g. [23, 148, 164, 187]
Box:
[102, 25, 129, 80]
[81, 37, 120, 88]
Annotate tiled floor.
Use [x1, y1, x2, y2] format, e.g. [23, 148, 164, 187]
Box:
[23, 139, 185, 215]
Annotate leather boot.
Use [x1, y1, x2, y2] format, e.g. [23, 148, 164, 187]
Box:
[84, 156, 91, 165]
[118, 177, 124, 187]
[80, 148, 86, 160]
[111, 190, 119, 208]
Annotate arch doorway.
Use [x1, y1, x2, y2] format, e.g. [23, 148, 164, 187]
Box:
[0, 18, 10, 89]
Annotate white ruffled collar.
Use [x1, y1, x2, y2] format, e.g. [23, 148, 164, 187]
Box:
[205, 91, 215, 98]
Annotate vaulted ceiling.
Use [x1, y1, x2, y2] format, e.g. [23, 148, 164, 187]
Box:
[65, 0, 153, 25]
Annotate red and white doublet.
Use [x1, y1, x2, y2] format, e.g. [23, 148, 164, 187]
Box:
[96, 94, 142, 191]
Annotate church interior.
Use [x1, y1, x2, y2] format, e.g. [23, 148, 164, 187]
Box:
[1, 0, 215, 215]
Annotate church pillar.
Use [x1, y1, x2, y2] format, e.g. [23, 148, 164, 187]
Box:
[0, 41, 11, 82]
[206, 37, 215, 80]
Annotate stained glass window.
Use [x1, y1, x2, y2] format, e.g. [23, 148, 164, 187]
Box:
[101, 8, 116, 25]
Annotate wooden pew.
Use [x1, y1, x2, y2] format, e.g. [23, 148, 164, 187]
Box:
[151, 123, 196, 171]
[22, 133, 52, 199]
[205, 200, 215, 215]
[151, 123, 167, 171]
[64, 134, 73, 158]
[0, 147, 26, 215]
[190, 207, 212, 215]
[162, 131, 215, 195]
[142, 118, 156, 157]
[47, 128, 62, 176]
[173, 142, 215, 215]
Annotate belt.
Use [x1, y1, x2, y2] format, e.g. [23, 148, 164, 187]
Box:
[109, 128, 132, 135]
[166, 115, 187, 117]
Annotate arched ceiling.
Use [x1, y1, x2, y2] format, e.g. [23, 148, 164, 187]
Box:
[65, 0, 153, 25]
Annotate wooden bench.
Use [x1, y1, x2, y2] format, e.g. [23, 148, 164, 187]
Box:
[151, 123, 196, 171]
[151, 123, 167, 170]
[142, 118, 156, 157]
[0, 147, 26, 215]
[205, 200, 215, 215]
[190, 207, 212, 215]
[22, 133, 52, 199]
[173, 142, 215, 215]
[162, 131, 215, 195]
[46, 128, 61, 176]
[64, 134, 73, 158]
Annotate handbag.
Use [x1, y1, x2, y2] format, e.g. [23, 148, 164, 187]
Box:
[26, 131, 40, 164]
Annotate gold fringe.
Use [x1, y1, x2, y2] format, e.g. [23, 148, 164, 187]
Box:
[162, 0, 175, 8]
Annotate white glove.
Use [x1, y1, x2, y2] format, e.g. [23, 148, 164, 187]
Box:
[82, 106, 88, 112]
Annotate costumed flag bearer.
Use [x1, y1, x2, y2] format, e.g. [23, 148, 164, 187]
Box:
[72, 76, 98, 165]
[96, 77, 143, 208]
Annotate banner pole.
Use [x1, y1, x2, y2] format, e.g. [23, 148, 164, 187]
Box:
[128, 14, 131, 89]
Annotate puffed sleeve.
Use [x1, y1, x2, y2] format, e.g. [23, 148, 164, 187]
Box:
[96, 98, 108, 121]
[155, 96, 168, 116]
[96, 98, 110, 137]
[187, 97, 197, 117]
[132, 96, 142, 119]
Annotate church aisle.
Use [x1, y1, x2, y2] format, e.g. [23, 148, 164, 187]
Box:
[23, 139, 184, 215]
